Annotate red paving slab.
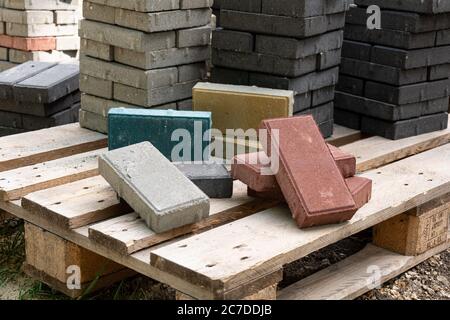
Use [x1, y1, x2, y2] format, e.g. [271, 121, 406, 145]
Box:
[232, 145, 356, 192]
[345, 176, 373, 209]
[248, 177, 372, 212]
[328, 144, 357, 178]
[261, 116, 358, 228]
[0, 35, 56, 51]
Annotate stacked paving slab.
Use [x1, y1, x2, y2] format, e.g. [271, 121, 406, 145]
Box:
[212, 0, 221, 25]
[0, 0, 81, 72]
[78, 0, 214, 134]
[0, 61, 80, 137]
[210, 0, 353, 138]
[335, 0, 450, 140]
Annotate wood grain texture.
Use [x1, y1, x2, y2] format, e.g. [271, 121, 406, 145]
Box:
[277, 240, 449, 300]
[88, 194, 280, 255]
[0, 123, 107, 172]
[326, 124, 364, 147]
[150, 144, 450, 297]
[24, 222, 125, 284]
[213, 124, 363, 159]
[21, 176, 132, 229]
[373, 202, 449, 255]
[0, 149, 106, 201]
[341, 118, 450, 172]
[22, 263, 135, 299]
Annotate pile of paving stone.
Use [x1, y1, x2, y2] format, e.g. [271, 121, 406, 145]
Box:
[335, 0, 450, 139]
[210, 0, 353, 137]
[0, 0, 81, 72]
[230, 115, 372, 228]
[99, 108, 371, 233]
[0, 61, 80, 137]
[78, 0, 214, 134]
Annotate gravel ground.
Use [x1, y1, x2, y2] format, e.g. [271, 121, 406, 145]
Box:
[361, 250, 450, 300]
[0, 218, 448, 300]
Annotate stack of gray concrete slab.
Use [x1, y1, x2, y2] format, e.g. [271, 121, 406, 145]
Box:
[210, 0, 353, 138]
[0, 0, 81, 72]
[78, 0, 214, 134]
[0, 61, 80, 137]
[335, 0, 450, 140]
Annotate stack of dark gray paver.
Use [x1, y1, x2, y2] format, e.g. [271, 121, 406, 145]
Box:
[78, 0, 214, 134]
[0, 0, 81, 72]
[212, 0, 221, 26]
[210, 0, 353, 137]
[0, 61, 80, 137]
[335, 0, 450, 140]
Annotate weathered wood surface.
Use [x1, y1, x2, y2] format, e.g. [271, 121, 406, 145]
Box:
[0, 123, 107, 172]
[278, 240, 450, 300]
[150, 144, 450, 298]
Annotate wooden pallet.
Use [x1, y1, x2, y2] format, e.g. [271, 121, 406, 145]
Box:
[0, 121, 449, 300]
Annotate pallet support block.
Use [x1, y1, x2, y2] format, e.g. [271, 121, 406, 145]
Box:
[373, 194, 450, 256]
[23, 222, 133, 298]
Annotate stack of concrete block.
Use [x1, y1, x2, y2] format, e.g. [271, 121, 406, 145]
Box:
[231, 116, 372, 228]
[0, 61, 80, 137]
[335, 0, 450, 140]
[210, 0, 353, 137]
[0, 0, 81, 72]
[78, 0, 214, 134]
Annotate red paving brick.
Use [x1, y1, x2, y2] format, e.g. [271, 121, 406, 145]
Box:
[232, 152, 280, 192]
[248, 177, 372, 211]
[0, 35, 56, 51]
[328, 144, 357, 178]
[232, 145, 356, 192]
[345, 176, 372, 209]
[261, 116, 358, 228]
[247, 187, 284, 202]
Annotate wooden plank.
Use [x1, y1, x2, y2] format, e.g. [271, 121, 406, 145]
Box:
[88, 189, 280, 255]
[0, 123, 107, 172]
[177, 284, 278, 300]
[149, 143, 450, 297]
[21, 176, 132, 229]
[23, 263, 135, 299]
[0, 200, 221, 300]
[21, 175, 270, 256]
[0, 208, 12, 221]
[342, 118, 450, 172]
[2, 138, 449, 300]
[19, 126, 450, 255]
[0, 149, 106, 201]
[277, 240, 450, 300]
[213, 124, 363, 159]
[86, 181, 275, 254]
[326, 124, 364, 147]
